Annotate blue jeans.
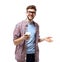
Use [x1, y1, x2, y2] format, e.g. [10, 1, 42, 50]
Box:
[26, 54, 35, 62]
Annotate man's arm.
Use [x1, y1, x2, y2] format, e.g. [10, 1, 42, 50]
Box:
[13, 35, 25, 45]
[38, 37, 53, 43]
[13, 34, 30, 45]
[38, 38, 45, 42]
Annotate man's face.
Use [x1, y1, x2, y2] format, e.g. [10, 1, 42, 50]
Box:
[26, 9, 36, 21]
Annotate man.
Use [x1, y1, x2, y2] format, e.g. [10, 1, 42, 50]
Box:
[13, 5, 52, 62]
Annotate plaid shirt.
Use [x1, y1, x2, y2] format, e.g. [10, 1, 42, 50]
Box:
[13, 19, 40, 62]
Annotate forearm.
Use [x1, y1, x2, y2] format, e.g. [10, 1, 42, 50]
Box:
[38, 38, 45, 42]
[13, 36, 24, 45]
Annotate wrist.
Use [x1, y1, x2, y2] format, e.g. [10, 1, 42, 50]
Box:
[21, 35, 25, 40]
[41, 38, 45, 41]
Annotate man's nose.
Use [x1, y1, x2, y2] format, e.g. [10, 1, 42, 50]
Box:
[30, 13, 33, 15]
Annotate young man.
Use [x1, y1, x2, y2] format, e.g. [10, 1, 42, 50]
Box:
[13, 5, 52, 62]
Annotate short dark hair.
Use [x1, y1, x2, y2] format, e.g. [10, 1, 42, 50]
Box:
[26, 5, 37, 11]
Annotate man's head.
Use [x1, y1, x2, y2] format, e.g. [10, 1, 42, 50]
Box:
[26, 5, 37, 21]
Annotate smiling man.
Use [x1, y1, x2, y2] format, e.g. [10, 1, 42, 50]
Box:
[13, 5, 52, 62]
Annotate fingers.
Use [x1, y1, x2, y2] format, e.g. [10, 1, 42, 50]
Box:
[44, 36, 53, 42]
[24, 35, 30, 40]
[46, 37, 52, 39]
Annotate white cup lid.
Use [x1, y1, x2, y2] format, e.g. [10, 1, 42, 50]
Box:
[25, 32, 31, 35]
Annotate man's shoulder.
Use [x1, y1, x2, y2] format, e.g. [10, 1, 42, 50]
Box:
[34, 21, 39, 27]
[16, 20, 26, 26]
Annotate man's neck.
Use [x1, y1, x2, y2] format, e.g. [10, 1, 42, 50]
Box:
[26, 18, 33, 24]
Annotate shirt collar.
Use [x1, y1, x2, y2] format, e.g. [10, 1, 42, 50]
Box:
[26, 18, 35, 25]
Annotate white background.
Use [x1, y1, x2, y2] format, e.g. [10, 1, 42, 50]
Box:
[0, 0, 60, 62]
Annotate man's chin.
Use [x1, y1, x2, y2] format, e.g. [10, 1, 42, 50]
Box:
[29, 18, 34, 20]
[29, 19, 33, 21]
[27, 17, 34, 21]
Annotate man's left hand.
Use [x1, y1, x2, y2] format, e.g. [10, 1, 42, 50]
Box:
[44, 37, 53, 42]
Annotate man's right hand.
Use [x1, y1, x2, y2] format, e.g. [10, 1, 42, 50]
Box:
[13, 32, 30, 45]
[24, 34, 30, 40]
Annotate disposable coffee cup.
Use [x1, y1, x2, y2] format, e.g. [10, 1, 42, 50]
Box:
[25, 32, 31, 36]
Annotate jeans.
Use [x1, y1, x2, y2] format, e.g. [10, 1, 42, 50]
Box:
[26, 54, 35, 62]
